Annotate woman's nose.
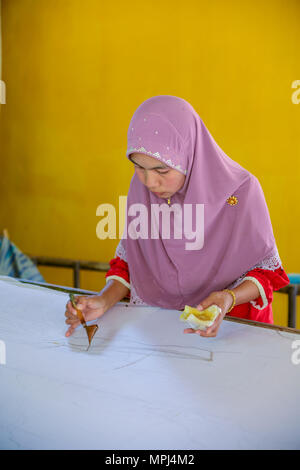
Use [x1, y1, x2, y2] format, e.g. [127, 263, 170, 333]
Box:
[145, 170, 159, 190]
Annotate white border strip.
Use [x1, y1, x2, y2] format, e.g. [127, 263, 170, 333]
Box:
[106, 275, 131, 290]
[243, 276, 268, 310]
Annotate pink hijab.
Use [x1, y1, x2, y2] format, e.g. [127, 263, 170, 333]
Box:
[123, 95, 278, 310]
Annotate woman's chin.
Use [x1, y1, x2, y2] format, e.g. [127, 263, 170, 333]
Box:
[153, 191, 168, 198]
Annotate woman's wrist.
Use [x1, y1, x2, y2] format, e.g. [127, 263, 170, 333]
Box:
[220, 290, 236, 314]
[222, 289, 236, 312]
[224, 280, 260, 308]
[99, 279, 130, 313]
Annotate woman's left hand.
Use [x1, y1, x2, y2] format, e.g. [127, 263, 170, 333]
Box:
[183, 290, 234, 338]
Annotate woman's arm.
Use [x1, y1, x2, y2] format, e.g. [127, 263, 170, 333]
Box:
[185, 266, 290, 337]
[225, 279, 260, 308]
[99, 279, 130, 313]
[229, 266, 290, 312]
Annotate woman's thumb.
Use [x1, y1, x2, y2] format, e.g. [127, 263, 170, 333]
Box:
[196, 296, 213, 311]
[74, 295, 86, 310]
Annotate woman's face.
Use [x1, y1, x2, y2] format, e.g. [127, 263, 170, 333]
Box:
[130, 152, 185, 199]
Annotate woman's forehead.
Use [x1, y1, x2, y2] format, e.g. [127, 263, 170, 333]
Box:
[130, 152, 156, 162]
[130, 152, 166, 167]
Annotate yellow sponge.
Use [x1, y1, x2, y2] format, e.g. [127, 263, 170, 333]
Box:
[180, 304, 221, 330]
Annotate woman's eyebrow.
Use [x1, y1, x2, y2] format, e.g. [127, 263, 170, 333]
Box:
[130, 158, 168, 170]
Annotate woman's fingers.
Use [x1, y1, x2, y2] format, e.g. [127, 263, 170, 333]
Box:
[183, 328, 196, 334]
[64, 299, 82, 336]
[65, 309, 80, 336]
[65, 315, 79, 325]
[66, 300, 78, 315]
[197, 323, 220, 337]
[65, 308, 77, 322]
[72, 296, 86, 310]
[197, 330, 216, 337]
[65, 324, 78, 337]
[183, 326, 218, 337]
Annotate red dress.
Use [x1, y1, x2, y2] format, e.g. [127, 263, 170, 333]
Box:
[105, 257, 290, 324]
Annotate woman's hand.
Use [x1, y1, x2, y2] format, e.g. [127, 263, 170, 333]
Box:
[65, 294, 107, 337]
[183, 290, 234, 338]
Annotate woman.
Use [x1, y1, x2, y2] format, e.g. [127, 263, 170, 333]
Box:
[65, 95, 290, 338]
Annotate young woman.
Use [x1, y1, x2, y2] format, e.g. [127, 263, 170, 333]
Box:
[65, 95, 290, 338]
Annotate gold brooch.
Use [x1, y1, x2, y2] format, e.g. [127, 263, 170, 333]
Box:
[226, 195, 238, 206]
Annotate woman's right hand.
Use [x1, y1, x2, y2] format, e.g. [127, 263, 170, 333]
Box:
[65, 294, 107, 337]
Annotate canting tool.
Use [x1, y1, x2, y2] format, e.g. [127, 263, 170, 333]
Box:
[69, 293, 99, 350]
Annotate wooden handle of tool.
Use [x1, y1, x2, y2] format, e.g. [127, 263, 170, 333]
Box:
[69, 294, 87, 327]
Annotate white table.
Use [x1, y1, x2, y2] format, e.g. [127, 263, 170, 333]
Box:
[0, 276, 300, 450]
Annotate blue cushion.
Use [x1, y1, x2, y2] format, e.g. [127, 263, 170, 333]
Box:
[0, 235, 45, 282]
[288, 273, 300, 284]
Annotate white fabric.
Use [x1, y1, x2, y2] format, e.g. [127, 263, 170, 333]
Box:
[115, 238, 128, 262]
[1, 276, 300, 450]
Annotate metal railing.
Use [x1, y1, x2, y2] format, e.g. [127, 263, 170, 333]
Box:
[276, 284, 300, 329]
[28, 255, 110, 290]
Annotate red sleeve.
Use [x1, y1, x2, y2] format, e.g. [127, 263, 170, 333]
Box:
[105, 256, 131, 299]
[243, 266, 290, 308]
[105, 256, 130, 283]
[248, 266, 290, 291]
[226, 266, 290, 324]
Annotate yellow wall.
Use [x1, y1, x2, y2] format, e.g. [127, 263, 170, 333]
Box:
[0, 0, 299, 327]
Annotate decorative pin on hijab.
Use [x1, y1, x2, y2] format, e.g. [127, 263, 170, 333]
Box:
[226, 195, 238, 206]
